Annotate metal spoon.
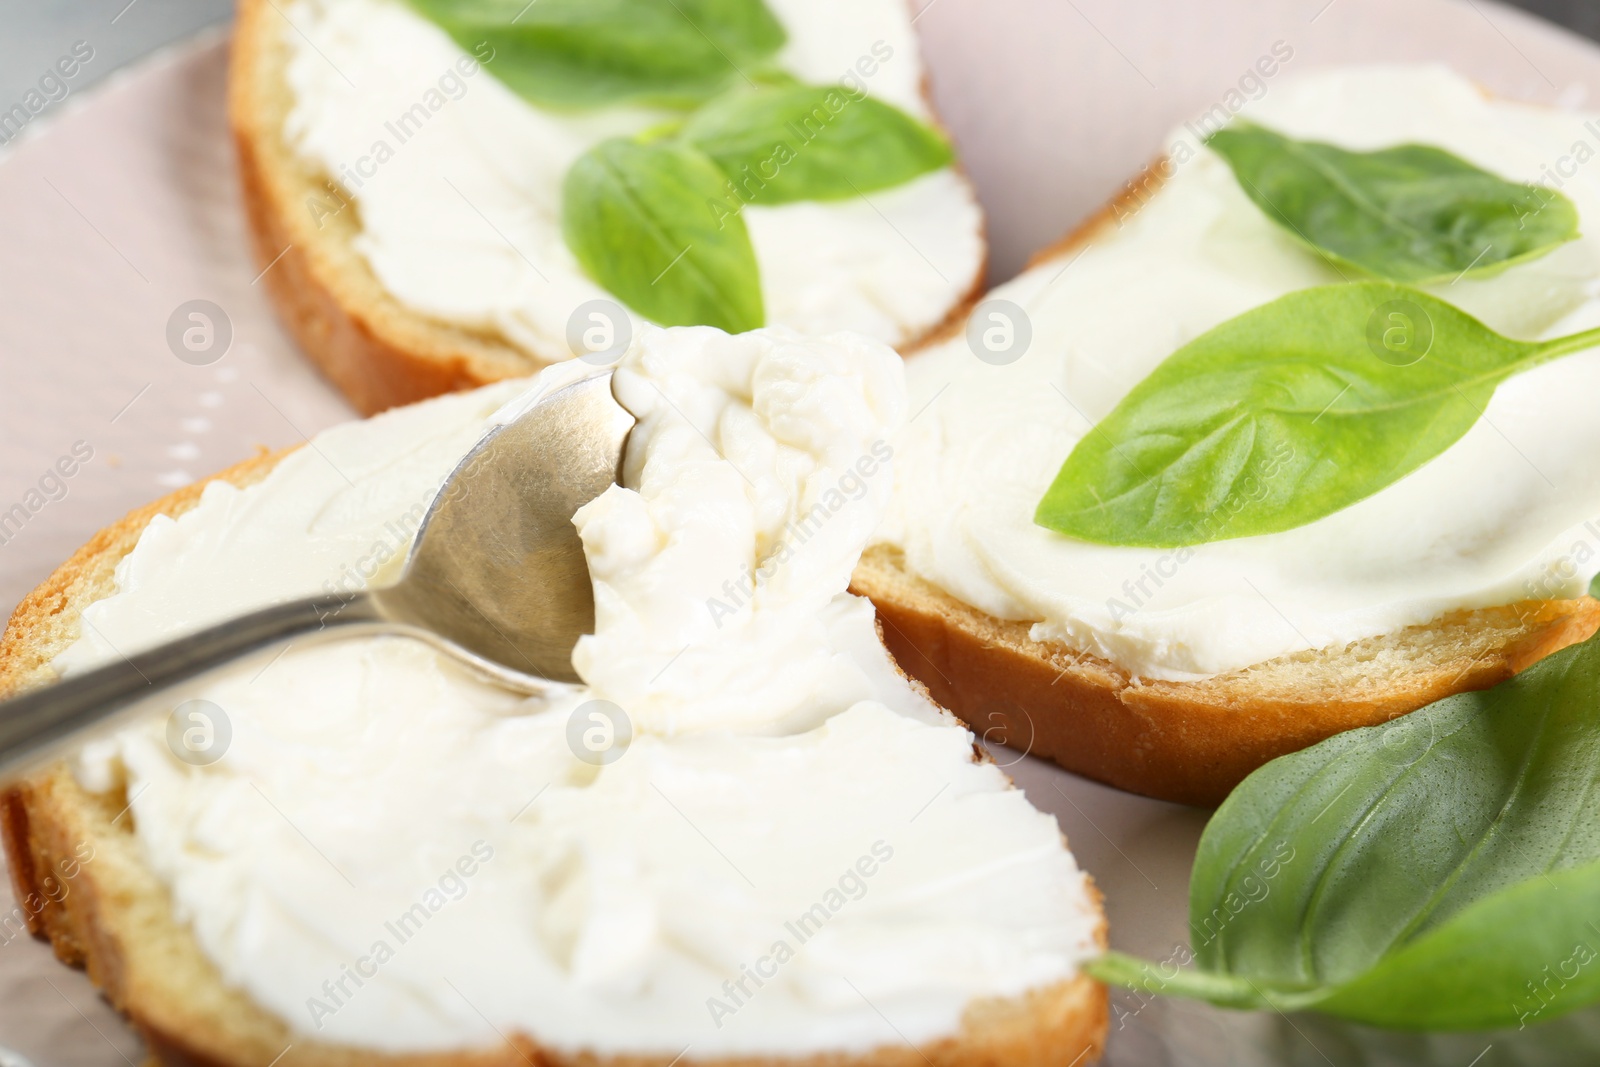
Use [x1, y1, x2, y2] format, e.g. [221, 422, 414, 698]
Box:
[0, 373, 635, 779]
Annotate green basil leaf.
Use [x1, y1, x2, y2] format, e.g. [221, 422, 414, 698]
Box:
[563, 138, 763, 332]
[1207, 121, 1579, 283]
[406, 0, 786, 110]
[1311, 862, 1600, 1029]
[1089, 627, 1600, 1030]
[1035, 281, 1600, 547]
[681, 85, 953, 204]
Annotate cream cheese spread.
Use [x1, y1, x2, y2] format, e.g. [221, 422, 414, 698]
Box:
[278, 0, 984, 355]
[64, 328, 1098, 1054]
[878, 65, 1600, 682]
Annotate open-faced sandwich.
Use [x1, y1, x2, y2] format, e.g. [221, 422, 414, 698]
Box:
[1, 328, 1105, 1065]
[856, 65, 1600, 805]
[230, 0, 987, 413]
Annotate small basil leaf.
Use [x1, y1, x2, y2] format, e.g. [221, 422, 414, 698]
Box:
[563, 138, 763, 332]
[1207, 121, 1579, 283]
[1092, 626, 1600, 1030]
[406, 0, 786, 110]
[681, 85, 953, 204]
[1035, 281, 1600, 547]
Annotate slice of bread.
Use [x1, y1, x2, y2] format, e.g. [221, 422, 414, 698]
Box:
[0, 450, 1107, 1067]
[848, 177, 1600, 808]
[228, 0, 986, 417]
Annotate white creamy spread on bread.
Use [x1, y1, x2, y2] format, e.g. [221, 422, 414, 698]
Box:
[62, 330, 1098, 1054]
[878, 65, 1600, 682]
[277, 0, 983, 354]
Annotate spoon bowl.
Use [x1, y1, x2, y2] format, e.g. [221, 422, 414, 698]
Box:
[383, 372, 635, 686]
[0, 372, 635, 777]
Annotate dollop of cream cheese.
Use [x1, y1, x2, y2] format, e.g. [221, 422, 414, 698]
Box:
[278, 0, 984, 355]
[879, 65, 1600, 682]
[63, 329, 1098, 1055]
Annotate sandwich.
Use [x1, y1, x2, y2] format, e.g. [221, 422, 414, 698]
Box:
[855, 65, 1600, 805]
[229, 0, 987, 414]
[1, 327, 1106, 1065]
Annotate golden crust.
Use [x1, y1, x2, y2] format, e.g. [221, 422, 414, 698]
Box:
[851, 527, 1599, 809]
[227, 0, 988, 417]
[0, 453, 1106, 1066]
[228, 0, 531, 416]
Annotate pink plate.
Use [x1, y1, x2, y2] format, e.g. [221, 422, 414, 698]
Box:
[4, 3, 1600, 1063]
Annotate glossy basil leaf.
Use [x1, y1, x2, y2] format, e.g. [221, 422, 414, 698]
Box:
[406, 0, 786, 110]
[1035, 281, 1600, 547]
[681, 85, 953, 204]
[1089, 627, 1600, 1030]
[1207, 121, 1579, 283]
[563, 138, 763, 332]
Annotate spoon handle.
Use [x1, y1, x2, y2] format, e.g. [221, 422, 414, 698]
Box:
[0, 591, 390, 782]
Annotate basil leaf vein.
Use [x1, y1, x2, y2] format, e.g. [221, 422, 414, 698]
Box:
[682, 85, 953, 204]
[406, 0, 786, 110]
[563, 138, 763, 333]
[1088, 626, 1600, 1030]
[1035, 281, 1600, 547]
[1207, 121, 1579, 283]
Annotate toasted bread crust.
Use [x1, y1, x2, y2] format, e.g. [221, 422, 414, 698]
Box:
[228, 0, 987, 417]
[0, 452, 1106, 1067]
[229, 0, 533, 416]
[852, 542, 1600, 809]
